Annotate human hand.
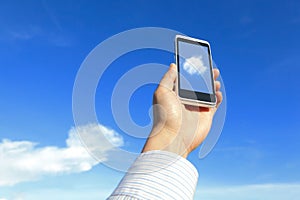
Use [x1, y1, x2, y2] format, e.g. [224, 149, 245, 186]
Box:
[142, 63, 222, 158]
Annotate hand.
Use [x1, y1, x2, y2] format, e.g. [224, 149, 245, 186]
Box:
[142, 63, 223, 158]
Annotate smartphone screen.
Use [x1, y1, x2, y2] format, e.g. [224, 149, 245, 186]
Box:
[176, 36, 216, 106]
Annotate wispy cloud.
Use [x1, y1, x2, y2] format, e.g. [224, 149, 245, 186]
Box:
[183, 56, 207, 75]
[0, 28, 72, 48]
[0, 25, 73, 47]
[0, 188, 112, 200]
[9, 31, 35, 40]
[42, 0, 63, 32]
[0, 123, 123, 186]
[6, 26, 42, 41]
[196, 183, 300, 200]
[240, 16, 253, 25]
[0, 194, 25, 200]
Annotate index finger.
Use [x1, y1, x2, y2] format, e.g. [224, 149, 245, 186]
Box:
[213, 68, 220, 80]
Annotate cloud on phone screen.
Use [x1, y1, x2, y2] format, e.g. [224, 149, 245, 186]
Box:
[183, 56, 207, 75]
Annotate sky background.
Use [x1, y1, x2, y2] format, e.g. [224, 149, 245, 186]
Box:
[0, 0, 300, 199]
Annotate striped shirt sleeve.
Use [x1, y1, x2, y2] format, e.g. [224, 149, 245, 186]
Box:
[107, 150, 198, 200]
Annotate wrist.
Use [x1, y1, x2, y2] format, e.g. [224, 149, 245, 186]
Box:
[142, 129, 189, 158]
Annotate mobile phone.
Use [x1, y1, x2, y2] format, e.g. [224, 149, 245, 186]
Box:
[175, 35, 216, 107]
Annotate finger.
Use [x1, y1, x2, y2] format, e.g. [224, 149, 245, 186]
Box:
[216, 91, 223, 108]
[159, 63, 177, 91]
[185, 104, 209, 112]
[213, 68, 220, 81]
[215, 80, 221, 91]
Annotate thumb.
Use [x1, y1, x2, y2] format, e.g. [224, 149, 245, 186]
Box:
[159, 63, 177, 91]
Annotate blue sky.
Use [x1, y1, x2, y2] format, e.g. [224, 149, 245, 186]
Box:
[1, 0, 300, 199]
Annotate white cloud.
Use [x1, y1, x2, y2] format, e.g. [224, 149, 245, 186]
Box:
[0, 188, 112, 200]
[183, 56, 207, 75]
[196, 183, 300, 200]
[0, 123, 123, 186]
[0, 194, 25, 200]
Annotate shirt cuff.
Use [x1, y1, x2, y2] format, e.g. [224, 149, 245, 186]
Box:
[108, 150, 198, 200]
